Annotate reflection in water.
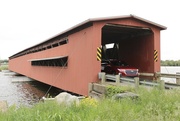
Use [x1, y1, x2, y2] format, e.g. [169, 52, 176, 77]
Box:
[0, 72, 61, 107]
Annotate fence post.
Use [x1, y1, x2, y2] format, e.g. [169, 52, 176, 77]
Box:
[155, 72, 161, 81]
[176, 72, 180, 85]
[88, 83, 93, 96]
[0, 100, 8, 112]
[101, 72, 106, 84]
[134, 77, 139, 89]
[115, 74, 120, 85]
[158, 80, 165, 90]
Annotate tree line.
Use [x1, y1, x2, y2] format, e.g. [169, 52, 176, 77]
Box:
[161, 60, 180, 66]
[0, 59, 8, 64]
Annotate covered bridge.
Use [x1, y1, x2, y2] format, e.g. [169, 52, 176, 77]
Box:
[9, 15, 166, 95]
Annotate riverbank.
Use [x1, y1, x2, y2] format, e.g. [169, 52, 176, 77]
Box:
[1, 87, 180, 121]
[0, 71, 61, 107]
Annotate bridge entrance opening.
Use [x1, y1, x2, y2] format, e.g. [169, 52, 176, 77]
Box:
[101, 24, 154, 73]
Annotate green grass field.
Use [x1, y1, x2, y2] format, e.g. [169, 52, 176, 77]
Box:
[1, 86, 180, 121]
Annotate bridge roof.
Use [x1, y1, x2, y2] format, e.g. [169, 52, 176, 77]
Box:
[43, 14, 166, 44]
[9, 14, 166, 59]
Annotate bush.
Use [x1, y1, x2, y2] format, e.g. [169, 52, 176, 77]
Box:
[0, 65, 8, 71]
[105, 85, 133, 97]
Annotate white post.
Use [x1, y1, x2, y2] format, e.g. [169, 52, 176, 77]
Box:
[158, 80, 165, 90]
[176, 72, 180, 85]
[101, 72, 106, 84]
[88, 83, 93, 96]
[115, 74, 120, 85]
[134, 77, 139, 89]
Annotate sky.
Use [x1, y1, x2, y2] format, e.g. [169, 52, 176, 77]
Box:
[0, 0, 179, 60]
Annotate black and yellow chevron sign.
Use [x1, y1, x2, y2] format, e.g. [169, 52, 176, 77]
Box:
[97, 47, 102, 61]
[154, 50, 158, 62]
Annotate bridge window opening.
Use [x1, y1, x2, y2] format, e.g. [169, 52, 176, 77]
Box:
[52, 43, 59, 47]
[59, 39, 68, 45]
[9, 37, 68, 59]
[30, 56, 68, 67]
[47, 45, 52, 49]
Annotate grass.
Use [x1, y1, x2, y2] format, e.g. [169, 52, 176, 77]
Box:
[1, 87, 180, 121]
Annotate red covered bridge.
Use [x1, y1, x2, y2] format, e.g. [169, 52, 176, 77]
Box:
[9, 15, 166, 95]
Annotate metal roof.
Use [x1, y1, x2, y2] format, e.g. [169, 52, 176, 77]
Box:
[44, 14, 167, 43]
[9, 14, 167, 59]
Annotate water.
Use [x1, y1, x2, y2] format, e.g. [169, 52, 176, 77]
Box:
[161, 66, 180, 83]
[0, 71, 61, 107]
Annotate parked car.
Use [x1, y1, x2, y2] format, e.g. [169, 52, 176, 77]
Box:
[101, 59, 139, 77]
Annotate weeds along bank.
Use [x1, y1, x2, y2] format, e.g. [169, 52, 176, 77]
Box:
[0, 65, 8, 71]
[1, 87, 180, 121]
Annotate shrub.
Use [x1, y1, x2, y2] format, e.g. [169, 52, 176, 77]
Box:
[80, 97, 98, 107]
[105, 85, 133, 97]
[0, 65, 8, 71]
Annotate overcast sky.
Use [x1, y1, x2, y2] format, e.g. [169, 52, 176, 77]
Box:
[0, 0, 179, 60]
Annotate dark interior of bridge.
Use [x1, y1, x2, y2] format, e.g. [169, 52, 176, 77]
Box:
[101, 23, 154, 72]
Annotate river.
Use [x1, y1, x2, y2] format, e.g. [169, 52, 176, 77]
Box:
[0, 71, 61, 107]
[161, 66, 180, 83]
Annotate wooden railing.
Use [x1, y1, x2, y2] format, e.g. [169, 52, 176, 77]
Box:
[98, 72, 180, 89]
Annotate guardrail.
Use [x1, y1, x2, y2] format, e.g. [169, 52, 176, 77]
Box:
[98, 72, 180, 89]
[139, 72, 180, 79]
